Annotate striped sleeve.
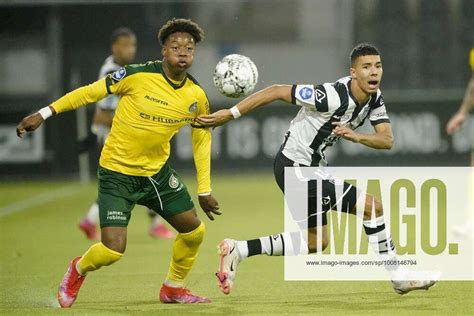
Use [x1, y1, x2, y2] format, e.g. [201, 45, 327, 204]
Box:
[369, 94, 390, 126]
[291, 84, 334, 112]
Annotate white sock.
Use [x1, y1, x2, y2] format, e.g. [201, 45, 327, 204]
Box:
[363, 215, 403, 278]
[86, 202, 99, 223]
[148, 208, 161, 225]
[237, 231, 309, 259]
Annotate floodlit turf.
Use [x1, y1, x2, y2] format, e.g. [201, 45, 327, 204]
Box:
[0, 174, 472, 315]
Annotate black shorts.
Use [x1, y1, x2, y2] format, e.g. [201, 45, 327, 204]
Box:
[273, 150, 357, 227]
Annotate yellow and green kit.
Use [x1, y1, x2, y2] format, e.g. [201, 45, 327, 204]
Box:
[50, 61, 211, 226]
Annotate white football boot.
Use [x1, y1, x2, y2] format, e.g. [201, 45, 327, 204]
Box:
[392, 270, 441, 295]
[216, 239, 241, 295]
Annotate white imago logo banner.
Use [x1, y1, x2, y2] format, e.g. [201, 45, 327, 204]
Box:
[284, 167, 473, 281]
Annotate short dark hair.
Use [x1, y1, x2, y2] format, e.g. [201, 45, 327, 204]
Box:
[111, 27, 135, 44]
[158, 18, 204, 46]
[350, 43, 381, 65]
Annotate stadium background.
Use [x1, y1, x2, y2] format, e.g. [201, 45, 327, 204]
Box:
[0, 0, 473, 315]
[1, 0, 473, 180]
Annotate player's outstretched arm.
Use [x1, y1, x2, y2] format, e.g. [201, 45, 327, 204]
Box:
[195, 84, 292, 127]
[333, 122, 393, 150]
[16, 106, 56, 138]
[446, 76, 474, 135]
[16, 79, 109, 138]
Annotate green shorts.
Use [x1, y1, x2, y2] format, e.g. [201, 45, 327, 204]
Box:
[97, 164, 194, 228]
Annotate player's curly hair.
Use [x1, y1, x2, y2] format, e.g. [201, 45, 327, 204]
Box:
[350, 43, 381, 65]
[158, 18, 204, 46]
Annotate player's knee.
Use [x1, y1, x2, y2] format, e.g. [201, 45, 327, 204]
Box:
[307, 236, 329, 253]
[363, 195, 384, 219]
[101, 233, 127, 254]
[102, 239, 126, 254]
[99, 243, 123, 266]
[374, 201, 383, 218]
[180, 221, 205, 247]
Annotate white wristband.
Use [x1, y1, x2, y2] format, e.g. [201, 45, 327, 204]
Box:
[198, 192, 211, 196]
[230, 106, 242, 119]
[38, 106, 53, 120]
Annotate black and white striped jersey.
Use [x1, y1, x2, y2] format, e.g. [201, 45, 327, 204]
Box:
[282, 76, 390, 166]
[96, 55, 120, 111]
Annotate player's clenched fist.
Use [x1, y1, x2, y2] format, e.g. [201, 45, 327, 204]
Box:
[16, 112, 45, 138]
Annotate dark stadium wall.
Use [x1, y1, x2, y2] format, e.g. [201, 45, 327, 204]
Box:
[0, 2, 472, 180]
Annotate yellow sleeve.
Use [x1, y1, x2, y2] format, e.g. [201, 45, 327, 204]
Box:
[50, 78, 108, 114]
[470, 48, 474, 72]
[191, 90, 212, 194]
[105, 67, 133, 95]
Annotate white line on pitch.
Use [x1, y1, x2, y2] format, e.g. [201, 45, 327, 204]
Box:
[0, 185, 85, 219]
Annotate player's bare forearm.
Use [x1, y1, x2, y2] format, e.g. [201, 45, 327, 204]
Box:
[233, 84, 293, 115]
[359, 123, 393, 149]
[357, 132, 393, 149]
[16, 106, 56, 138]
[195, 84, 292, 127]
[459, 76, 474, 114]
[333, 122, 393, 150]
[446, 77, 474, 135]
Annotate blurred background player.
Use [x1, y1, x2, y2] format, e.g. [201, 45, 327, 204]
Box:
[445, 47, 474, 238]
[78, 27, 175, 240]
[197, 43, 439, 296]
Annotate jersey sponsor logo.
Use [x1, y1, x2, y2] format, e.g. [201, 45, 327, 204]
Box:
[371, 111, 388, 119]
[169, 174, 179, 189]
[299, 87, 313, 100]
[111, 67, 126, 81]
[144, 95, 169, 106]
[315, 89, 326, 103]
[342, 114, 352, 121]
[188, 102, 198, 113]
[106, 210, 127, 221]
[139, 112, 194, 124]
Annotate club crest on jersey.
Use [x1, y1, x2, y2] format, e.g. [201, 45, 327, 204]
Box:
[299, 87, 313, 100]
[169, 175, 179, 189]
[188, 102, 198, 113]
[112, 67, 126, 81]
[315, 89, 326, 103]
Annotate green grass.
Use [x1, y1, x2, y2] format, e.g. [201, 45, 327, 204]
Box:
[0, 174, 472, 315]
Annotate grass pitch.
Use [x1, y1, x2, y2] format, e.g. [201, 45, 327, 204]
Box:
[0, 173, 472, 315]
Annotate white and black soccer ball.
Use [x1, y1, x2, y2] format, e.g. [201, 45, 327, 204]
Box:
[213, 54, 258, 98]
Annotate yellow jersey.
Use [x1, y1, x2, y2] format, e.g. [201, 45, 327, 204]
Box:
[50, 61, 212, 194]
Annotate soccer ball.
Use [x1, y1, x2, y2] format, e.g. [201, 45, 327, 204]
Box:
[213, 54, 258, 98]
